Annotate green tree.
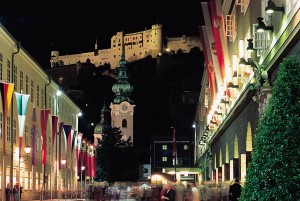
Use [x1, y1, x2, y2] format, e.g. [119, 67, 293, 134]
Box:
[95, 127, 138, 182]
[240, 55, 300, 200]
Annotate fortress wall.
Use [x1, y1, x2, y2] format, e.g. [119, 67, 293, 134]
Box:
[50, 24, 201, 69]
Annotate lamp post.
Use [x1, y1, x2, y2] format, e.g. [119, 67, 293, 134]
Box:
[55, 89, 61, 200]
[80, 166, 85, 199]
[18, 146, 31, 201]
[42, 76, 51, 201]
[193, 123, 196, 165]
[61, 159, 66, 201]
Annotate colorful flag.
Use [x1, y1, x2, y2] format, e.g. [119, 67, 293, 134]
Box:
[201, 2, 223, 93]
[63, 124, 72, 167]
[199, 26, 217, 101]
[209, 0, 226, 80]
[71, 130, 77, 151]
[92, 144, 97, 177]
[80, 138, 87, 169]
[75, 132, 83, 158]
[75, 132, 83, 173]
[69, 130, 76, 169]
[51, 116, 58, 145]
[0, 82, 14, 154]
[86, 141, 92, 177]
[0, 82, 14, 115]
[58, 122, 64, 170]
[31, 107, 37, 165]
[15, 92, 30, 158]
[41, 109, 51, 164]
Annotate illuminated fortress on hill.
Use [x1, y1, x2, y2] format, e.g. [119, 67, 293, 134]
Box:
[50, 24, 202, 69]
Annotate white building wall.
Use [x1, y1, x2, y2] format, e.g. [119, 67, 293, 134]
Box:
[110, 103, 135, 144]
[0, 23, 81, 195]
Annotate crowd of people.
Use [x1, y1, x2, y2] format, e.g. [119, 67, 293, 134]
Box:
[5, 182, 22, 201]
[3, 179, 241, 201]
[136, 178, 242, 201]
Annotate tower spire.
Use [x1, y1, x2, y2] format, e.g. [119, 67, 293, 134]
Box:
[112, 31, 133, 104]
[94, 37, 98, 56]
[94, 98, 111, 135]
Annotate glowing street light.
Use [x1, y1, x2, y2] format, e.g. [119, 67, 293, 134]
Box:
[80, 166, 85, 199]
[61, 159, 66, 201]
[18, 146, 31, 200]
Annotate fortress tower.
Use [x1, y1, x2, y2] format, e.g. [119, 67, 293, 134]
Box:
[50, 24, 201, 69]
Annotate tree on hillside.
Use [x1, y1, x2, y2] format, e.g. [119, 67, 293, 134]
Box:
[95, 127, 139, 182]
[240, 55, 300, 200]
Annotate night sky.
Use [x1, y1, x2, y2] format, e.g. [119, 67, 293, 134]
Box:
[0, 3, 205, 152]
[0, 2, 205, 69]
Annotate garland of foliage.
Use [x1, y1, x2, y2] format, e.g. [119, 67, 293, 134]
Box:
[240, 55, 300, 200]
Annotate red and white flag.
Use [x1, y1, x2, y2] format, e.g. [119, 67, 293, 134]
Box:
[75, 132, 83, 172]
[15, 92, 30, 158]
[41, 109, 51, 164]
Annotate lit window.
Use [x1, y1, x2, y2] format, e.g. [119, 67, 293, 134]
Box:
[162, 157, 167, 162]
[162, 145, 167, 150]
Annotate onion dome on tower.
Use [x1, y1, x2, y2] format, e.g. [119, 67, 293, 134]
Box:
[94, 100, 111, 134]
[112, 33, 134, 104]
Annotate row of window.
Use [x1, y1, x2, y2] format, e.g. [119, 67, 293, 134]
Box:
[0, 53, 77, 124]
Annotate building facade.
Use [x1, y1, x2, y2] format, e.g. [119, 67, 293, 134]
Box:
[195, 0, 300, 185]
[150, 136, 196, 184]
[0, 23, 82, 200]
[50, 24, 202, 69]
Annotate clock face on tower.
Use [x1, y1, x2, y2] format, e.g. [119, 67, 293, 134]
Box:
[120, 102, 129, 112]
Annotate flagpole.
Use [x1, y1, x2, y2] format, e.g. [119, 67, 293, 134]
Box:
[1, 107, 8, 201]
[175, 151, 177, 182]
[172, 127, 177, 183]
[31, 108, 37, 201]
[42, 78, 51, 201]
[31, 165, 33, 201]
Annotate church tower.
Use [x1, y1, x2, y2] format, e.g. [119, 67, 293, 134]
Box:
[110, 32, 135, 144]
[93, 100, 111, 146]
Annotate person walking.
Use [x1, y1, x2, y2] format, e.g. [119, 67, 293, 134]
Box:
[160, 184, 167, 201]
[184, 183, 193, 201]
[13, 183, 20, 201]
[198, 181, 208, 201]
[174, 183, 184, 201]
[19, 184, 23, 200]
[161, 183, 175, 201]
[5, 183, 12, 201]
[228, 178, 242, 201]
[191, 182, 200, 201]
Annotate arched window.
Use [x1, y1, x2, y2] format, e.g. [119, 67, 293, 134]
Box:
[122, 119, 127, 128]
